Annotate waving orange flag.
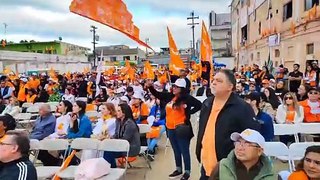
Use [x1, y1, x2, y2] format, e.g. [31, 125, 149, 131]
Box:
[167, 27, 185, 76]
[200, 21, 214, 76]
[143, 61, 155, 80]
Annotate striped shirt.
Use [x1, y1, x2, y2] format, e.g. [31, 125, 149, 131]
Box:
[0, 156, 37, 180]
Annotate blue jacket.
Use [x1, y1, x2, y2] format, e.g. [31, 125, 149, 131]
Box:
[30, 114, 56, 140]
[149, 105, 166, 126]
[256, 111, 274, 141]
[67, 115, 92, 139]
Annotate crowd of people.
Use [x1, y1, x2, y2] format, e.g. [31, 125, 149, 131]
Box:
[0, 61, 319, 180]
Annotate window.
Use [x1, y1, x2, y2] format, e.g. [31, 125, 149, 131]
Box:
[250, 53, 254, 61]
[305, 0, 319, 11]
[283, 1, 293, 21]
[275, 49, 280, 57]
[258, 22, 261, 35]
[257, 52, 260, 60]
[123, 56, 130, 61]
[241, 25, 248, 46]
[110, 56, 116, 62]
[307, 43, 314, 54]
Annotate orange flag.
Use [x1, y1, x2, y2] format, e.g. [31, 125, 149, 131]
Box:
[167, 27, 185, 76]
[143, 61, 155, 79]
[69, 0, 152, 50]
[200, 21, 214, 76]
[52, 150, 77, 180]
[311, 4, 317, 19]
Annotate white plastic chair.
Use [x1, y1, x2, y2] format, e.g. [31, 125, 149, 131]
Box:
[57, 138, 100, 179]
[22, 102, 34, 108]
[36, 139, 70, 179]
[29, 139, 40, 164]
[138, 124, 152, 169]
[75, 97, 88, 102]
[297, 123, 320, 142]
[47, 102, 59, 107]
[264, 142, 291, 171]
[33, 102, 45, 107]
[273, 124, 299, 142]
[26, 105, 39, 114]
[15, 113, 32, 121]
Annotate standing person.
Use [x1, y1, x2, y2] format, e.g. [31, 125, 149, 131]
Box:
[67, 101, 92, 139]
[147, 78, 202, 180]
[196, 69, 261, 180]
[288, 64, 303, 93]
[0, 130, 37, 180]
[76, 75, 88, 98]
[103, 104, 140, 168]
[312, 61, 320, 87]
[0, 79, 12, 100]
[304, 64, 317, 87]
[17, 78, 29, 106]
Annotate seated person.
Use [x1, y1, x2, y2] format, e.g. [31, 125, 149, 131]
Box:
[62, 87, 75, 104]
[103, 104, 141, 168]
[30, 104, 56, 140]
[68, 101, 92, 139]
[288, 145, 320, 180]
[1, 97, 20, 117]
[92, 103, 116, 140]
[0, 130, 37, 179]
[48, 100, 73, 139]
[147, 98, 166, 157]
[244, 93, 274, 141]
[0, 114, 17, 141]
[210, 129, 275, 180]
[131, 92, 149, 124]
[299, 87, 320, 123]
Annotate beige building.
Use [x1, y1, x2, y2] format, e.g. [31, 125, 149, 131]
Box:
[231, 0, 320, 71]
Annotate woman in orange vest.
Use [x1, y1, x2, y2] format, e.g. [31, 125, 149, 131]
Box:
[130, 92, 149, 124]
[146, 78, 202, 179]
[26, 88, 37, 103]
[304, 64, 317, 87]
[17, 78, 29, 106]
[288, 145, 320, 180]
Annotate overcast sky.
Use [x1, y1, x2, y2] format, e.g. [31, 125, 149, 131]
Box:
[0, 0, 231, 52]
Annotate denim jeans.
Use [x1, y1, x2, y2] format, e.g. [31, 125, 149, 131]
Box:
[147, 125, 166, 152]
[103, 151, 126, 168]
[167, 129, 191, 172]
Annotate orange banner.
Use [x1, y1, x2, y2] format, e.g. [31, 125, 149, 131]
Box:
[200, 21, 214, 76]
[167, 27, 185, 76]
[143, 61, 155, 79]
[70, 0, 152, 50]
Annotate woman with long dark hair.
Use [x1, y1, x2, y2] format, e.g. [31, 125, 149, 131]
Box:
[263, 87, 281, 110]
[103, 103, 141, 168]
[49, 100, 73, 138]
[146, 78, 202, 180]
[288, 145, 320, 179]
[67, 100, 92, 139]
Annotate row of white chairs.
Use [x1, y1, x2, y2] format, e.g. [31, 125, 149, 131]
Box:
[264, 142, 320, 172]
[273, 123, 320, 142]
[30, 138, 129, 180]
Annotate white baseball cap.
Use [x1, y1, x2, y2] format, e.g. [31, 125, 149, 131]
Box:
[230, 129, 265, 149]
[132, 92, 144, 100]
[20, 78, 28, 83]
[173, 78, 186, 88]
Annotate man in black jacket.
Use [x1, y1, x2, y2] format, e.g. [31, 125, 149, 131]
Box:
[0, 130, 37, 180]
[196, 69, 261, 180]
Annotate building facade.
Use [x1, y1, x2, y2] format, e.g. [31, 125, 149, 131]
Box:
[209, 11, 232, 57]
[231, 0, 320, 71]
[96, 45, 145, 65]
[0, 41, 90, 56]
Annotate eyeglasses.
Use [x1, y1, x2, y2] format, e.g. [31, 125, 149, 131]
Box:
[285, 97, 293, 100]
[0, 142, 14, 146]
[234, 141, 260, 148]
[309, 91, 319, 95]
[304, 157, 320, 166]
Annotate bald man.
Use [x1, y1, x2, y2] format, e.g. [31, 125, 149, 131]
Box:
[30, 104, 56, 140]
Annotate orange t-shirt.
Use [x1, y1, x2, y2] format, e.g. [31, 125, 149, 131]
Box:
[28, 78, 40, 90]
[131, 103, 149, 124]
[201, 98, 227, 176]
[286, 106, 295, 122]
[288, 171, 309, 180]
[17, 84, 28, 102]
[165, 97, 186, 130]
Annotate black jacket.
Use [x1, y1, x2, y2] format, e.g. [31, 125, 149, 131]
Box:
[148, 86, 202, 132]
[196, 93, 261, 163]
[0, 156, 37, 180]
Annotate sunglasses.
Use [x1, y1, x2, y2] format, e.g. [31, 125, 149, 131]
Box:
[309, 91, 319, 95]
[284, 96, 293, 100]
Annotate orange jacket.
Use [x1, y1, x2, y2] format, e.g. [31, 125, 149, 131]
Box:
[299, 100, 320, 123]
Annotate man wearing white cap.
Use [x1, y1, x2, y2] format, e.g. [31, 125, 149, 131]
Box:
[210, 129, 275, 180]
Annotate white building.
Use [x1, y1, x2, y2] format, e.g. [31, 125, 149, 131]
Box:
[96, 45, 145, 64]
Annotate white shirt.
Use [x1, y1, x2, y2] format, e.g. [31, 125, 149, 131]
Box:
[62, 94, 75, 104]
[92, 117, 116, 137]
[49, 113, 71, 138]
[1, 105, 20, 117]
[107, 96, 120, 106]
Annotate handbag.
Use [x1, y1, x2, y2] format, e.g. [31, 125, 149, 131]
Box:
[175, 123, 194, 139]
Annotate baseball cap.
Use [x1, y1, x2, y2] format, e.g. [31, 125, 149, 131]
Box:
[20, 78, 28, 83]
[231, 129, 265, 148]
[132, 92, 144, 100]
[173, 78, 186, 88]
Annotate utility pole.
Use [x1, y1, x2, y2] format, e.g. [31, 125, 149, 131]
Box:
[3, 23, 7, 36]
[187, 11, 199, 61]
[90, 25, 98, 69]
[145, 38, 149, 60]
